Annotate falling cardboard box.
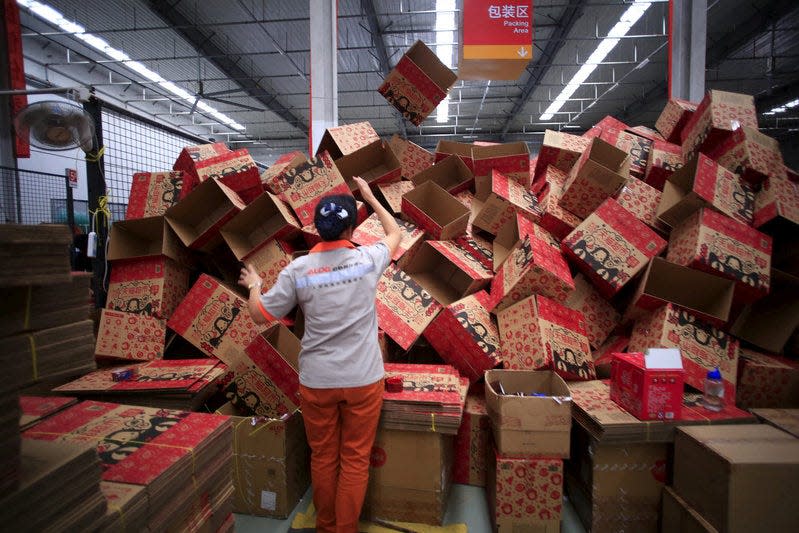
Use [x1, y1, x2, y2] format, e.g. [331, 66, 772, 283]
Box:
[125, 171, 184, 219]
[656, 153, 755, 228]
[680, 89, 758, 162]
[352, 212, 425, 265]
[387, 134, 434, 180]
[219, 191, 301, 261]
[562, 199, 667, 299]
[644, 139, 684, 191]
[609, 349, 684, 421]
[95, 308, 166, 361]
[315, 121, 380, 160]
[173, 142, 231, 196]
[484, 369, 573, 457]
[334, 139, 402, 191]
[666, 207, 772, 303]
[402, 181, 470, 240]
[453, 393, 490, 487]
[564, 274, 620, 349]
[410, 154, 474, 194]
[532, 130, 590, 184]
[472, 169, 541, 236]
[536, 167, 584, 241]
[655, 97, 698, 144]
[707, 126, 786, 185]
[472, 142, 531, 193]
[435, 140, 474, 171]
[193, 148, 263, 204]
[496, 294, 595, 380]
[106, 256, 190, 320]
[616, 177, 662, 229]
[558, 137, 630, 219]
[628, 303, 739, 400]
[378, 40, 457, 127]
[735, 348, 799, 409]
[275, 151, 352, 226]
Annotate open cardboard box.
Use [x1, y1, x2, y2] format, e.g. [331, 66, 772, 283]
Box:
[193, 148, 263, 204]
[106, 256, 190, 320]
[315, 121, 380, 160]
[599, 127, 653, 178]
[125, 171, 184, 219]
[108, 215, 193, 267]
[220, 192, 301, 261]
[655, 98, 698, 144]
[173, 141, 231, 196]
[533, 130, 590, 183]
[376, 180, 415, 214]
[493, 213, 537, 272]
[564, 274, 620, 349]
[277, 151, 352, 226]
[334, 139, 402, 190]
[484, 369, 572, 458]
[709, 126, 786, 185]
[609, 349, 684, 421]
[352, 213, 425, 264]
[261, 151, 307, 195]
[559, 137, 630, 219]
[680, 89, 758, 162]
[435, 140, 474, 171]
[644, 139, 683, 191]
[402, 240, 488, 306]
[402, 181, 469, 240]
[472, 169, 541, 236]
[472, 141, 531, 195]
[387, 134, 434, 180]
[410, 154, 474, 194]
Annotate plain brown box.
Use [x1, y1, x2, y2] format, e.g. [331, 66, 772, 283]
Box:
[662, 486, 718, 533]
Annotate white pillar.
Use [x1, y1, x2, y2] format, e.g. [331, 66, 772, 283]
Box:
[310, 0, 338, 155]
[670, 0, 707, 102]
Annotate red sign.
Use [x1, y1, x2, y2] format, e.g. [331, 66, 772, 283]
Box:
[66, 168, 78, 188]
[463, 0, 533, 58]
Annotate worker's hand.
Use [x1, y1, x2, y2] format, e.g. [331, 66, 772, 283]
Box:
[238, 264, 262, 290]
[354, 176, 376, 203]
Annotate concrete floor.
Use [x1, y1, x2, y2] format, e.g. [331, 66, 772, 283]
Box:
[234, 484, 587, 532]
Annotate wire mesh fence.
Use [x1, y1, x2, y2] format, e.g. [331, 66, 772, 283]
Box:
[0, 166, 75, 226]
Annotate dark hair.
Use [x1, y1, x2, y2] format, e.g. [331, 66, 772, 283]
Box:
[313, 194, 357, 241]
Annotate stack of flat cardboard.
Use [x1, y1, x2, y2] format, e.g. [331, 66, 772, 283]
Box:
[0, 224, 72, 287]
[0, 362, 22, 493]
[19, 395, 78, 430]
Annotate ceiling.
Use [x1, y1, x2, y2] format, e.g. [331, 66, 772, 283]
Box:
[16, 0, 799, 164]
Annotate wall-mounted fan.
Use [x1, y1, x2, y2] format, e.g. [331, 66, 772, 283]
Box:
[13, 99, 94, 152]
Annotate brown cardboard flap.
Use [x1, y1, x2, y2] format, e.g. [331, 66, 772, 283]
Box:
[220, 192, 300, 260]
[406, 41, 458, 91]
[334, 140, 401, 188]
[472, 141, 529, 162]
[166, 178, 243, 250]
[108, 216, 188, 265]
[410, 154, 473, 192]
[656, 156, 705, 227]
[261, 322, 301, 370]
[731, 269, 799, 353]
[402, 181, 470, 239]
[404, 241, 476, 306]
[435, 140, 473, 160]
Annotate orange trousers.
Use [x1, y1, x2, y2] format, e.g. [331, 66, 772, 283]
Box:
[299, 379, 384, 533]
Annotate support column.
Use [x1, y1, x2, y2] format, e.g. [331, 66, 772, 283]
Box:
[83, 97, 108, 308]
[309, 0, 338, 155]
[669, 0, 707, 102]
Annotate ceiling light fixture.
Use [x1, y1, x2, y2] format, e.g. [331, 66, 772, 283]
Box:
[763, 97, 799, 116]
[539, 0, 653, 121]
[17, 0, 246, 131]
[435, 0, 456, 124]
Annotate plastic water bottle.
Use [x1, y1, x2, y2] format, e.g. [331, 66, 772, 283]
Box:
[702, 367, 724, 412]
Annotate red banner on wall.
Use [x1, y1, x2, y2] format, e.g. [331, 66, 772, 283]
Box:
[462, 0, 533, 60]
[4, 0, 30, 158]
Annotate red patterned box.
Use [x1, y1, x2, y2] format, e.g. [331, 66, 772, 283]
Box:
[167, 274, 268, 359]
[334, 139, 402, 190]
[666, 207, 772, 302]
[377, 180, 415, 214]
[472, 142, 531, 193]
[564, 274, 620, 349]
[628, 125, 666, 143]
[490, 233, 575, 312]
[126, 171, 184, 219]
[644, 140, 684, 191]
[316, 121, 380, 160]
[378, 41, 457, 126]
[402, 181, 469, 240]
[735, 349, 799, 409]
[617, 177, 662, 228]
[559, 137, 630, 219]
[627, 303, 739, 399]
[473, 170, 541, 235]
[194, 148, 263, 204]
[376, 264, 443, 351]
[453, 394, 490, 487]
[352, 212, 425, 264]
[536, 167, 584, 241]
[583, 115, 629, 140]
[496, 294, 595, 380]
[106, 256, 190, 320]
[411, 154, 474, 194]
[95, 308, 166, 361]
[493, 213, 538, 271]
[426, 240, 494, 292]
[754, 175, 799, 229]
[532, 130, 590, 184]
[680, 90, 758, 163]
[261, 152, 306, 195]
[219, 191, 301, 260]
[173, 141, 231, 195]
[455, 232, 495, 272]
[487, 451, 563, 532]
[276, 151, 352, 226]
[435, 140, 474, 171]
[599, 128, 653, 178]
[655, 98, 698, 144]
[245, 239, 294, 293]
[562, 199, 667, 299]
[707, 126, 786, 185]
[610, 352, 684, 421]
[424, 291, 502, 383]
[388, 134, 434, 180]
[657, 153, 754, 228]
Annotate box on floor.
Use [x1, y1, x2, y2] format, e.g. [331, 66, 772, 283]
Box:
[106, 256, 191, 320]
[609, 350, 684, 421]
[453, 393, 490, 487]
[661, 486, 718, 533]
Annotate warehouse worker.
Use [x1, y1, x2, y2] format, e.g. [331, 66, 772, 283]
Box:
[239, 176, 401, 533]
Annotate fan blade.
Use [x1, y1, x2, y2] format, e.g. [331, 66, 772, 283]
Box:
[201, 87, 248, 98]
[189, 97, 200, 115]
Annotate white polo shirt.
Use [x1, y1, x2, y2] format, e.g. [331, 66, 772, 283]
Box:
[258, 239, 390, 389]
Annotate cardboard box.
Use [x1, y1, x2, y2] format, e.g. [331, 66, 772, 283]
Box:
[376, 180, 415, 215]
[487, 451, 563, 533]
[423, 291, 502, 383]
[219, 192, 301, 260]
[375, 264, 443, 350]
[377, 40, 457, 126]
[352, 212, 425, 264]
[666, 207, 772, 303]
[490, 233, 575, 312]
[751, 408, 799, 438]
[562, 199, 667, 299]
[627, 125, 665, 143]
[366, 428, 454, 525]
[276, 151, 352, 226]
[680, 90, 758, 162]
[167, 274, 267, 359]
[673, 425, 799, 533]
[315, 121, 379, 160]
[610, 350, 684, 421]
[616, 177, 662, 229]
[655, 98, 698, 144]
[455, 232, 495, 272]
[591, 335, 629, 377]
[536, 167, 584, 241]
[473, 169, 541, 235]
[599, 128, 653, 178]
[106, 256, 190, 320]
[222, 323, 301, 419]
[624, 257, 736, 327]
[245, 239, 295, 292]
[484, 369, 573, 457]
[496, 294, 595, 380]
[401, 181, 469, 240]
[388, 134, 435, 180]
[453, 394, 490, 487]
[95, 308, 166, 360]
[165, 178, 246, 252]
[564, 274, 620, 349]
[107, 216, 193, 267]
[334, 139, 402, 191]
[472, 142, 531, 193]
[657, 153, 754, 228]
[754, 174, 799, 229]
[644, 140, 684, 191]
[217, 404, 310, 518]
[493, 213, 538, 271]
[260, 151, 306, 194]
[435, 140, 474, 171]
[125, 171, 184, 219]
[735, 349, 799, 409]
[730, 269, 799, 353]
[583, 115, 629, 139]
[628, 304, 739, 399]
[661, 485, 718, 533]
[559, 137, 630, 219]
[410, 154, 474, 194]
[532, 130, 590, 184]
[707, 126, 786, 185]
[172, 142, 231, 195]
[194, 148, 263, 204]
